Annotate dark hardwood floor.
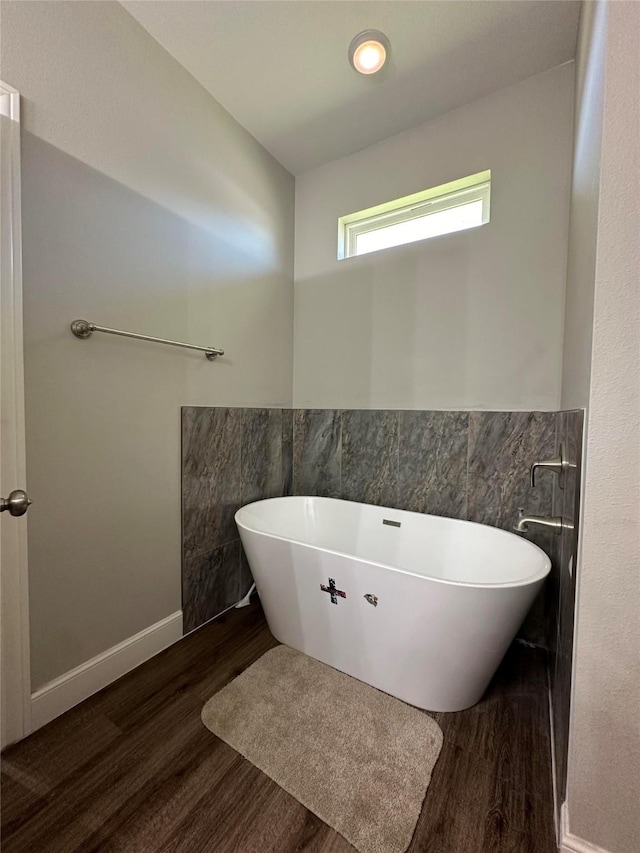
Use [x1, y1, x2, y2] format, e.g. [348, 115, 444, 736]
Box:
[1, 601, 557, 852]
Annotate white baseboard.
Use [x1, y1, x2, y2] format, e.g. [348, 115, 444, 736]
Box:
[561, 804, 613, 853]
[30, 611, 183, 731]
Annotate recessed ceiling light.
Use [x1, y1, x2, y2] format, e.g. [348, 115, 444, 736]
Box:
[348, 30, 390, 75]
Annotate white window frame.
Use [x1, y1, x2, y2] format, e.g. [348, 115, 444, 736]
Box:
[338, 170, 491, 260]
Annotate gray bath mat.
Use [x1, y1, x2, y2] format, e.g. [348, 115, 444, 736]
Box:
[201, 645, 443, 853]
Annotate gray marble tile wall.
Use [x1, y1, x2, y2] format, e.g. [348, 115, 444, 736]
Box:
[550, 410, 584, 803]
[181, 407, 293, 634]
[182, 407, 582, 654]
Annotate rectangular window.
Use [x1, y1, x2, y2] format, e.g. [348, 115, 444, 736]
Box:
[338, 170, 491, 259]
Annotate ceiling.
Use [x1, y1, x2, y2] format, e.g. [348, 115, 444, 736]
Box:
[121, 1, 581, 176]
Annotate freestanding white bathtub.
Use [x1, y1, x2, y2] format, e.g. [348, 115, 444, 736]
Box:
[235, 497, 550, 712]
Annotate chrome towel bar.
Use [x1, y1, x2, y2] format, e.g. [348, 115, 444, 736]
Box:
[70, 319, 224, 361]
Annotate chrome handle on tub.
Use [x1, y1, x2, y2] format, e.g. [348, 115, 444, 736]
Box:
[514, 508, 574, 535]
[530, 442, 575, 489]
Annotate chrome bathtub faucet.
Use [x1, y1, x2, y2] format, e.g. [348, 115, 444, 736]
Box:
[514, 508, 574, 536]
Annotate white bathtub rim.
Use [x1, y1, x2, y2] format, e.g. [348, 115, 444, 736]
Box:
[235, 497, 551, 590]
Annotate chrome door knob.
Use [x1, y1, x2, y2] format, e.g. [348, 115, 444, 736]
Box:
[0, 489, 32, 516]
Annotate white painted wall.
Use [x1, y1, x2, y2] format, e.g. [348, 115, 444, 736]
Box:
[565, 3, 640, 851]
[560, 1, 607, 410]
[293, 64, 574, 411]
[0, 1, 294, 688]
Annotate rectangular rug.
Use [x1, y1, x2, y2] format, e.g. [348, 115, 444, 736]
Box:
[201, 645, 443, 853]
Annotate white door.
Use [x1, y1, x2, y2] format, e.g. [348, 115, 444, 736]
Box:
[0, 82, 32, 749]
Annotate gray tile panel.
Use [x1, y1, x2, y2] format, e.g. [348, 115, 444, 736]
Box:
[292, 409, 341, 497]
[241, 408, 283, 505]
[182, 540, 241, 634]
[281, 409, 294, 497]
[341, 410, 398, 506]
[467, 410, 556, 536]
[398, 410, 468, 518]
[182, 407, 241, 559]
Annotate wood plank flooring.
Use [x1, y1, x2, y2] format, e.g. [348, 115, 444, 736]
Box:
[1, 601, 557, 852]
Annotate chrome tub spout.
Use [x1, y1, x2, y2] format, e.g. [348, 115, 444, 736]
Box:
[514, 511, 574, 535]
